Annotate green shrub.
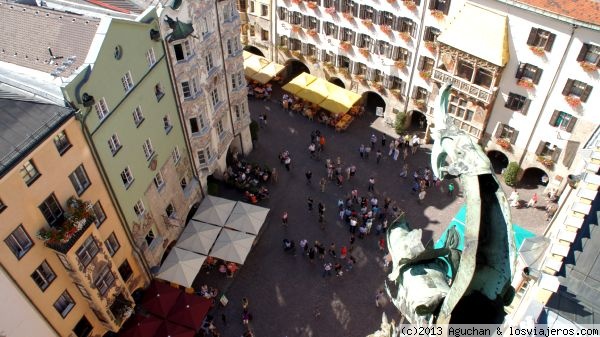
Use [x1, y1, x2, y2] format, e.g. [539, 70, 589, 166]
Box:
[394, 112, 407, 135]
[250, 120, 259, 141]
[504, 162, 520, 186]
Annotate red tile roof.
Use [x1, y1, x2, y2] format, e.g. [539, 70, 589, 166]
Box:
[514, 0, 600, 26]
[0, 2, 100, 77]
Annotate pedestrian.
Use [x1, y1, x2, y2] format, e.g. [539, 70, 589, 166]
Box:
[319, 177, 326, 192]
[340, 246, 348, 259]
[376, 150, 382, 164]
[308, 246, 316, 262]
[300, 239, 308, 256]
[284, 156, 291, 171]
[359, 144, 365, 158]
[388, 141, 395, 156]
[418, 189, 426, 203]
[370, 134, 377, 149]
[399, 164, 408, 178]
[282, 211, 288, 226]
[448, 182, 455, 197]
[381, 134, 387, 148]
[307, 197, 314, 211]
[261, 113, 268, 127]
[403, 147, 408, 161]
[365, 145, 371, 159]
[305, 170, 312, 185]
[334, 262, 343, 276]
[258, 114, 265, 128]
[375, 222, 383, 235]
[349, 234, 356, 251]
[545, 202, 557, 221]
[317, 243, 325, 260]
[346, 255, 356, 271]
[242, 309, 250, 326]
[393, 148, 400, 161]
[527, 193, 538, 208]
[308, 143, 316, 158]
[242, 297, 249, 310]
[375, 290, 384, 307]
[329, 243, 337, 258]
[336, 156, 342, 166]
[379, 237, 386, 251]
[368, 177, 375, 192]
[318, 202, 325, 215]
[319, 135, 326, 152]
[271, 168, 278, 183]
[349, 165, 356, 179]
[411, 135, 420, 154]
[349, 216, 357, 233]
[221, 313, 227, 326]
[322, 262, 333, 277]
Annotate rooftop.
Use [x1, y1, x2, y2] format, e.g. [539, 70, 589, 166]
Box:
[513, 0, 600, 27]
[0, 1, 101, 77]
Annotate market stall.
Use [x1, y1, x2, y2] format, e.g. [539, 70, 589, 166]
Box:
[251, 62, 285, 84]
[281, 72, 317, 94]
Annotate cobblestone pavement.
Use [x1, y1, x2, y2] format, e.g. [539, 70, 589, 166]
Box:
[196, 85, 547, 337]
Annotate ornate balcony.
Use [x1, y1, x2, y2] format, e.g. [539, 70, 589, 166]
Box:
[432, 68, 494, 104]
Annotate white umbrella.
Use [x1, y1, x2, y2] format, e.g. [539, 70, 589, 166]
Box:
[224, 202, 270, 235]
[156, 247, 206, 288]
[192, 196, 236, 226]
[176, 220, 222, 255]
[209, 228, 256, 265]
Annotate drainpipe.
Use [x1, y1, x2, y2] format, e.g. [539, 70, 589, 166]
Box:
[401, 2, 428, 115]
[518, 24, 578, 167]
[271, 0, 277, 63]
[215, 0, 245, 156]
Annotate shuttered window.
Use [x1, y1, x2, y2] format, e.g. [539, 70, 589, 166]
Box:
[526, 28, 556, 52]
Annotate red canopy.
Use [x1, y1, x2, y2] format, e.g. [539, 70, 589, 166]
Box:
[167, 292, 212, 330]
[141, 281, 182, 317]
[119, 314, 163, 337]
[153, 321, 195, 337]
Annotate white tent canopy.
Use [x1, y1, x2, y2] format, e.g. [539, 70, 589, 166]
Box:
[224, 202, 270, 235]
[176, 220, 222, 255]
[156, 247, 206, 288]
[210, 228, 256, 265]
[192, 196, 236, 226]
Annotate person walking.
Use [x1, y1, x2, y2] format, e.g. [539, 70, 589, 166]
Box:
[307, 197, 314, 211]
[399, 164, 408, 178]
[308, 143, 316, 159]
[376, 150, 382, 164]
[284, 156, 291, 171]
[340, 246, 348, 259]
[368, 177, 375, 192]
[381, 134, 386, 148]
[527, 193, 538, 208]
[319, 177, 327, 192]
[319, 135, 326, 152]
[329, 243, 337, 258]
[411, 135, 420, 155]
[349, 165, 356, 180]
[322, 262, 333, 278]
[365, 145, 371, 159]
[370, 134, 377, 149]
[282, 211, 289, 226]
[378, 237, 386, 251]
[359, 144, 365, 158]
[448, 182, 455, 197]
[305, 170, 312, 185]
[300, 239, 308, 257]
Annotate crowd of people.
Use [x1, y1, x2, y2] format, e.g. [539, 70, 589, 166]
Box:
[224, 155, 272, 203]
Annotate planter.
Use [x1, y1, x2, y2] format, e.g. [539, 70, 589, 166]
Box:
[307, 29, 318, 37]
[567, 174, 581, 188]
[517, 79, 534, 89]
[371, 82, 384, 92]
[342, 12, 354, 20]
[291, 0, 302, 4]
[419, 71, 431, 80]
[537, 156, 554, 168]
[353, 74, 365, 82]
[565, 95, 581, 108]
[291, 50, 302, 58]
[399, 32, 411, 42]
[291, 25, 301, 33]
[338, 67, 350, 77]
[394, 60, 406, 69]
[359, 48, 370, 57]
[323, 61, 335, 69]
[387, 0, 396, 3]
[496, 138, 511, 150]
[307, 1, 318, 9]
[403, 0, 417, 10]
[579, 61, 597, 72]
[361, 19, 373, 27]
[413, 99, 426, 110]
[307, 55, 317, 63]
[430, 9, 445, 20]
[424, 41, 437, 52]
[325, 6, 336, 14]
[339, 41, 352, 51]
[529, 46, 545, 56]
[380, 25, 392, 34]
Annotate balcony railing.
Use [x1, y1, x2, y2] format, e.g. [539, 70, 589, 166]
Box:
[432, 68, 494, 104]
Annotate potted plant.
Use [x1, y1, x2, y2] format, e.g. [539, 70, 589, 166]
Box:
[517, 78, 534, 89]
[354, 74, 365, 82]
[394, 60, 406, 69]
[403, 0, 417, 10]
[380, 25, 392, 34]
[37, 197, 95, 245]
[307, 55, 317, 63]
[342, 12, 354, 20]
[325, 6, 336, 14]
[361, 19, 373, 27]
[339, 41, 352, 51]
[413, 99, 426, 110]
[529, 45, 545, 56]
[291, 50, 302, 57]
[291, 24, 301, 33]
[338, 67, 350, 77]
[579, 61, 598, 72]
[307, 29, 318, 37]
[565, 95, 581, 108]
[307, 1, 318, 9]
[419, 70, 431, 79]
[359, 48, 370, 57]
[537, 156, 554, 168]
[399, 32, 411, 42]
[277, 45, 289, 52]
[430, 9, 445, 19]
[496, 138, 511, 150]
[424, 41, 437, 52]
[391, 89, 403, 99]
[371, 81, 384, 92]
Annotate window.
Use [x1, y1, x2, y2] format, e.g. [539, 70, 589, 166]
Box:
[108, 134, 121, 155]
[172, 146, 181, 164]
[526, 28, 556, 51]
[515, 63, 543, 84]
[234, 104, 243, 120]
[340, 28, 355, 43]
[92, 201, 106, 227]
[166, 204, 175, 218]
[94, 266, 115, 296]
[198, 147, 212, 166]
[418, 56, 434, 72]
[155, 83, 165, 101]
[20, 160, 40, 186]
[76, 236, 99, 267]
[211, 89, 220, 107]
[456, 60, 474, 81]
[200, 17, 210, 37]
[31, 261, 56, 291]
[181, 81, 192, 99]
[324, 22, 338, 37]
[423, 26, 441, 42]
[5, 225, 33, 259]
[189, 118, 200, 133]
[95, 97, 109, 120]
[261, 4, 268, 16]
[54, 131, 72, 155]
[474, 68, 493, 88]
[231, 72, 244, 90]
[562, 79, 593, 102]
[577, 43, 600, 66]
[392, 47, 411, 63]
[118, 260, 133, 282]
[73, 316, 93, 337]
[39, 194, 63, 227]
[163, 114, 173, 133]
[549, 110, 577, 132]
[154, 171, 164, 190]
[191, 77, 199, 96]
[145, 229, 155, 246]
[227, 38, 240, 56]
[146, 48, 156, 67]
[0, 199, 6, 213]
[57, 254, 72, 271]
[357, 34, 372, 49]
[505, 93, 530, 113]
[413, 86, 429, 101]
[173, 40, 192, 61]
[398, 18, 416, 36]
[54, 291, 75, 318]
[180, 177, 188, 190]
[142, 139, 154, 160]
[428, 0, 450, 14]
[104, 233, 120, 256]
[343, 0, 357, 15]
[134, 199, 145, 217]
[120, 167, 134, 188]
[205, 52, 214, 71]
[216, 119, 224, 136]
[121, 71, 134, 92]
[536, 141, 562, 162]
[69, 165, 91, 196]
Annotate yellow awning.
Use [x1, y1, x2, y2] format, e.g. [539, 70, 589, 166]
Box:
[281, 72, 317, 94]
[437, 2, 509, 66]
[244, 54, 271, 73]
[243, 51, 253, 59]
[319, 86, 361, 116]
[295, 78, 335, 104]
[250, 62, 285, 84]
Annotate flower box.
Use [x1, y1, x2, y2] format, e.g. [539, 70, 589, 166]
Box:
[529, 45, 545, 56]
[413, 99, 426, 110]
[537, 156, 554, 168]
[291, 0, 302, 4]
[387, 0, 396, 3]
[430, 9, 445, 20]
[338, 67, 350, 77]
[291, 25, 301, 33]
[380, 25, 392, 34]
[399, 32, 411, 42]
[391, 89, 403, 99]
[307, 55, 317, 63]
[307, 29, 318, 37]
[339, 41, 352, 51]
[517, 78, 534, 89]
[579, 61, 598, 72]
[361, 19, 373, 27]
[403, 0, 417, 10]
[325, 6, 336, 14]
[291, 50, 302, 57]
[342, 12, 354, 20]
[353, 74, 365, 82]
[496, 138, 511, 150]
[565, 95, 581, 108]
[394, 60, 406, 69]
[424, 41, 437, 52]
[37, 197, 95, 245]
[277, 45, 289, 51]
[323, 61, 335, 69]
[359, 48, 370, 57]
[419, 71, 431, 79]
[307, 1, 318, 9]
[371, 81, 384, 92]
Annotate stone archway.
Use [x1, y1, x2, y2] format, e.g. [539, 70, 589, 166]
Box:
[243, 45, 265, 57]
[361, 91, 386, 115]
[487, 150, 509, 174]
[521, 167, 549, 188]
[408, 110, 427, 131]
[282, 59, 310, 83]
[328, 77, 345, 88]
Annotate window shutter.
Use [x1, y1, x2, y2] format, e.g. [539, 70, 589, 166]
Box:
[392, 16, 401, 31]
[359, 4, 365, 19]
[535, 141, 545, 155]
[580, 84, 593, 102]
[545, 33, 556, 51]
[576, 43, 589, 62]
[493, 122, 502, 138]
[418, 56, 425, 71]
[414, 0, 420, 4]
[428, 0, 435, 9]
[566, 115, 577, 132]
[372, 9, 379, 23]
[504, 95, 512, 109]
[532, 67, 543, 84]
[383, 75, 391, 89]
[302, 15, 308, 29]
[562, 79, 574, 96]
[385, 43, 393, 58]
[349, 60, 355, 74]
[551, 147, 562, 162]
[526, 28, 538, 46]
[548, 110, 560, 127]
[521, 99, 531, 115]
[318, 49, 326, 61]
[411, 86, 417, 99]
[562, 140, 580, 167]
[510, 129, 519, 144]
[333, 0, 341, 11]
[515, 63, 525, 79]
[443, 0, 451, 15]
[301, 43, 308, 54]
[391, 46, 400, 60]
